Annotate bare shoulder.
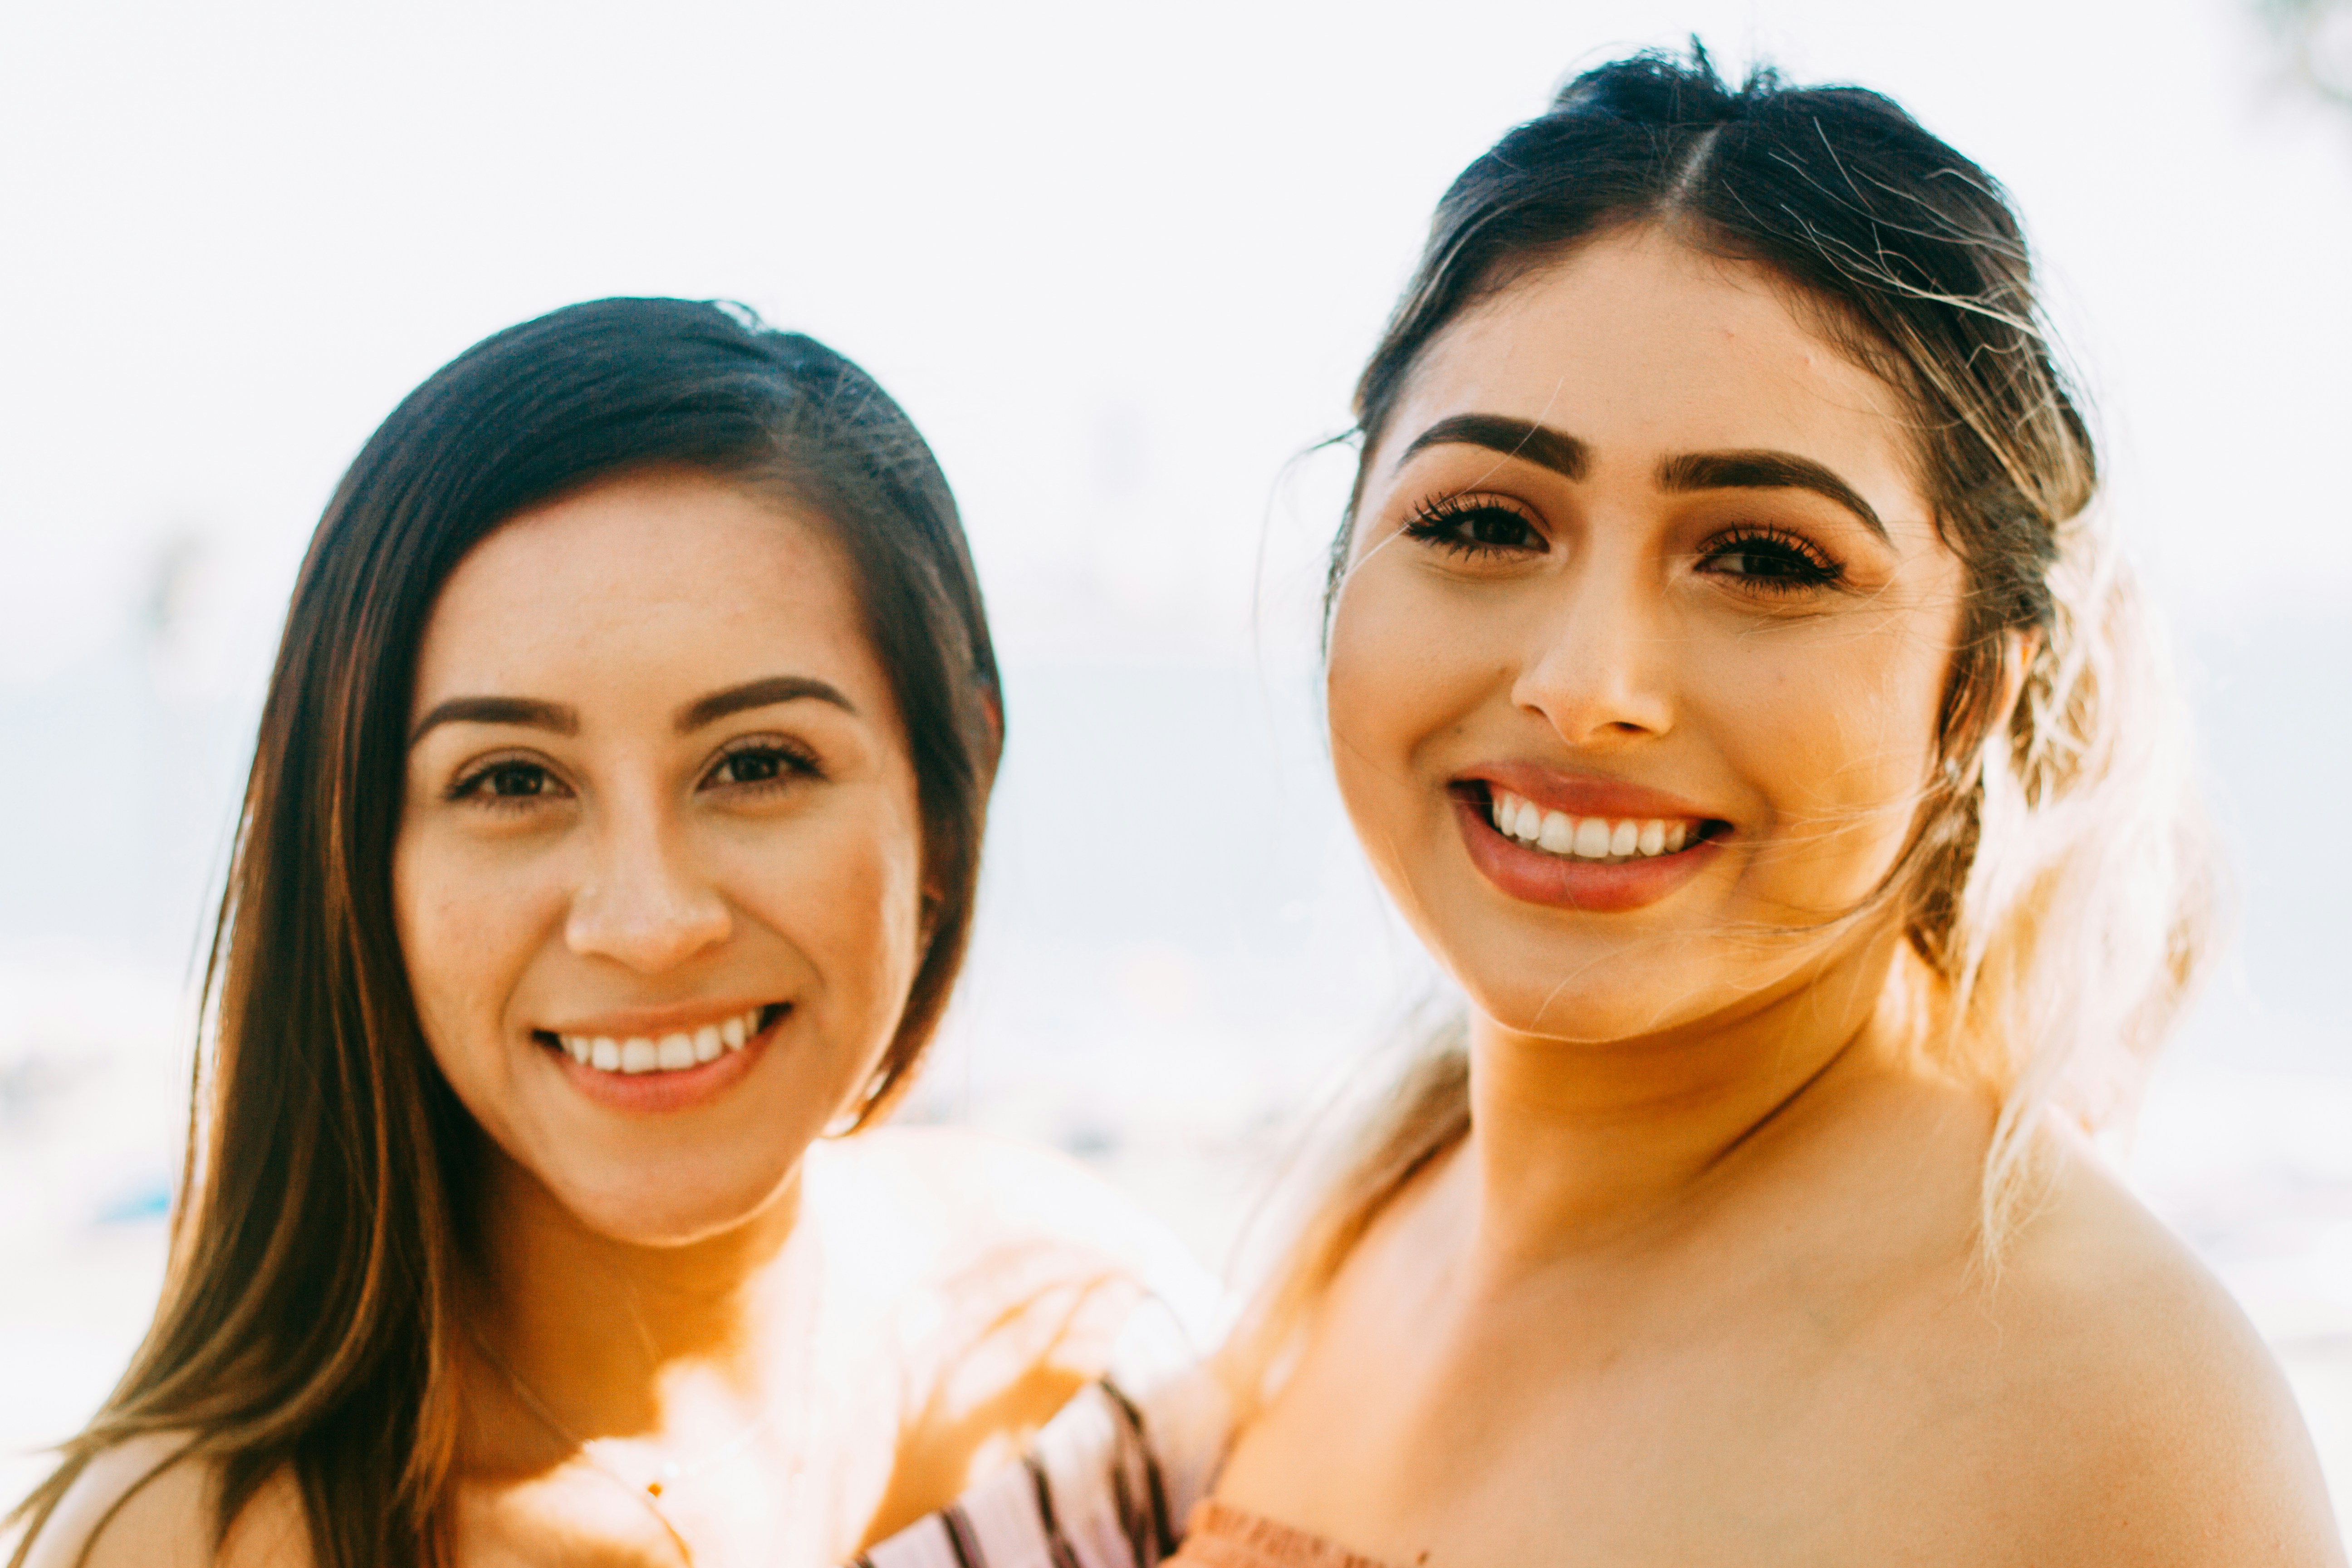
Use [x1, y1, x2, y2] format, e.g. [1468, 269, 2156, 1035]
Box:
[17, 1436, 310, 1568]
[1974, 1135, 2342, 1564]
[810, 1124, 1223, 1339]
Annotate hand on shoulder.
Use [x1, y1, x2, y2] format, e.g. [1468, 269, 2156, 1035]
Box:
[812, 1126, 1223, 1546]
[17, 1435, 309, 1568]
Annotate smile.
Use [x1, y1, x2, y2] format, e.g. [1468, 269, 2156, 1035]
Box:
[1488, 790, 1699, 862]
[534, 1004, 785, 1077]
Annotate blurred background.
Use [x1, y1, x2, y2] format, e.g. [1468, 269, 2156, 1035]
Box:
[4, 0, 2350, 1524]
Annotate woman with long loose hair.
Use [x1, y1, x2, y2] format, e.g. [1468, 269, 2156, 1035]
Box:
[8, 298, 1220, 1568]
[1180, 47, 2341, 1567]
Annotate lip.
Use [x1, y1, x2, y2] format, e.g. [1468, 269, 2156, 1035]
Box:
[1450, 765, 1727, 914]
[537, 998, 779, 1039]
[534, 1001, 787, 1115]
[1458, 763, 1719, 823]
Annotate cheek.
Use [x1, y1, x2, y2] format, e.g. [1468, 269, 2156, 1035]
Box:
[728, 792, 928, 1031]
[1703, 608, 1955, 867]
[1325, 563, 1487, 813]
[390, 822, 557, 1083]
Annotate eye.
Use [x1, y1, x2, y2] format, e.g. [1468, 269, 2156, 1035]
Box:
[448, 758, 565, 806]
[1694, 526, 1844, 593]
[1401, 493, 1547, 559]
[703, 739, 821, 794]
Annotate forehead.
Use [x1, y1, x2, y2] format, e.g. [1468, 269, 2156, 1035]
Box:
[1377, 226, 1918, 497]
[413, 467, 878, 706]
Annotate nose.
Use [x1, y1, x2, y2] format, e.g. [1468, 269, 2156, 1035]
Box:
[1511, 559, 1676, 749]
[564, 806, 732, 975]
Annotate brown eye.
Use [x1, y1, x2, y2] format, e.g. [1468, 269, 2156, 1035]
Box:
[704, 742, 820, 792]
[1695, 527, 1843, 593]
[1401, 494, 1547, 558]
[483, 762, 551, 797]
[449, 759, 562, 804]
[719, 750, 785, 785]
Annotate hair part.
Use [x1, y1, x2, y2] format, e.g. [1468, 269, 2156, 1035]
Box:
[8, 298, 1004, 1568]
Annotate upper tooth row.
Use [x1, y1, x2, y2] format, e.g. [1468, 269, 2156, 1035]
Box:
[1491, 792, 1691, 860]
[560, 1006, 762, 1074]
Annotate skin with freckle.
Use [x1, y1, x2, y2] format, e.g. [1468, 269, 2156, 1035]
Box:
[30, 465, 1208, 1568]
[393, 472, 925, 1246]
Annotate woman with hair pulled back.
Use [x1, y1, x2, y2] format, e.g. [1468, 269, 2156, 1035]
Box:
[1181, 47, 2341, 1567]
[7, 299, 1224, 1568]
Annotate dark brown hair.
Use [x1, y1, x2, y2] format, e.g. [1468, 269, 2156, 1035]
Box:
[1229, 44, 2214, 1396]
[8, 298, 1004, 1567]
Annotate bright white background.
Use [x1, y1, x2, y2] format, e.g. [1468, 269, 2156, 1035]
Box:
[4, 0, 2350, 1524]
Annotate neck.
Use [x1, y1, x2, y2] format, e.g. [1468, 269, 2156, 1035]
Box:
[465, 1150, 821, 1445]
[1463, 928, 1926, 1268]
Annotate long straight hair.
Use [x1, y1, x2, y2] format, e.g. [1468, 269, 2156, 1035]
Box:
[8, 299, 1004, 1568]
[1233, 44, 2217, 1394]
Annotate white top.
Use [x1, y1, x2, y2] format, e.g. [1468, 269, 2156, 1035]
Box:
[854, 1299, 1230, 1568]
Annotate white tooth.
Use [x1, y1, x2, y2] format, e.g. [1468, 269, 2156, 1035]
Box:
[1610, 820, 1639, 857]
[1667, 822, 1689, 853]
[657, 1033, 695, 1070]
[1537, 811, 1575, 853]
[1638, 819, 1666, 857]
[620, 1038, 659, 1073]
[1491, 792, 1512, 831]
[1515, 799, 1544, 842]
[564, 1035, 590, 1063]
[1573, 818, 1612, 858]
[591, 1038, 621, 1071]
[693, 1025, 723, 1063]
[722, 1013, 748, 1049]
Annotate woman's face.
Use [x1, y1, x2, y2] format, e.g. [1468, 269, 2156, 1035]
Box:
[1329, 225, 1968, 1046]
[395, 468, 926, 1245]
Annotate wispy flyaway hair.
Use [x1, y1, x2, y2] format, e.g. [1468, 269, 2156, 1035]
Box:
[1245, 42, 2216, 1392]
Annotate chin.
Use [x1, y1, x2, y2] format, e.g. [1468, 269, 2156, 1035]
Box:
[554, 1158, 804, 1249]
[1461, 982, 1695, 1046]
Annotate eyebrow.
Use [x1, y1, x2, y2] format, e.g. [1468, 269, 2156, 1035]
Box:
[1397, 411, 1888, 542]
[408, 696, 577, 745]
[1654, 450, 1887, 539]
[1396, 414, 1592, 482]
[409, 675, 857, 748]
[675, 675, 857, 733]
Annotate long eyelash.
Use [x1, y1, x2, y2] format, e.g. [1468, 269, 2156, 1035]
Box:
[1401, 491, 1540, 557]
[1701, 524, 1845, 591]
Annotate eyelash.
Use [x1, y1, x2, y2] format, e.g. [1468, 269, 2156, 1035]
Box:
[1400, 492, 1546, 557]
[446, 756, 568, 813]
[443, 738, 823, 812]
[1398, 496, 1844, 598]
[1693, 525, 1845, 593]
[702, 737, 823, 794]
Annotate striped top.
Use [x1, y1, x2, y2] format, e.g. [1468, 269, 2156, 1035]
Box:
[857, 1298, 1231, 1568]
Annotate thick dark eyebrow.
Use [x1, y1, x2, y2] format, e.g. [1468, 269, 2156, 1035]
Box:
[409, 696, 577, 747]
[1655, 450, 1887, 540]
[676, 675, 857, 733]
[1396, 414, 1592, 482]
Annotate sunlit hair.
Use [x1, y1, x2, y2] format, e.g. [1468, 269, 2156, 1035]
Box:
[1234, 43, 2217, 1398]
[6, 299, 1004, 1568]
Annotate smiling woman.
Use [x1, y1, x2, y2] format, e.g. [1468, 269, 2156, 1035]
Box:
[5, 300, 1220, 1568]
[1186, 46, 2343, 1568]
